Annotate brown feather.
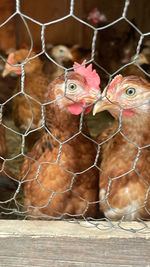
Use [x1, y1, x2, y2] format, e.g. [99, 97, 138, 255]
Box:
[20, 72, 99, 219]
[4, 49, 49, 150]
[95, 75, 150, 220]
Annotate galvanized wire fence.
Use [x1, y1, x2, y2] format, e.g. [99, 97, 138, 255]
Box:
[0, 0, 150, 233]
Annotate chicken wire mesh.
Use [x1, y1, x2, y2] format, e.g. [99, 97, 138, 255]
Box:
[0, 0, 150, 233]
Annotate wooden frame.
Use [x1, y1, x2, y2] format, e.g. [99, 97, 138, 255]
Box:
[1, 1, 150, 265]
[0, 220, 150, 266]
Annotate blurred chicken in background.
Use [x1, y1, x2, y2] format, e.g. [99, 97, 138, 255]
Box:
[2, 49, 49, 150]
[120, 53, 150, 80]
[140, 40, 150, 62]
[71, 44, 92, 63]
[0, 47, 17, 116]
[0, 124, 17, 202]
[41, 44, 73, 81]
[87, 8, 138, 75]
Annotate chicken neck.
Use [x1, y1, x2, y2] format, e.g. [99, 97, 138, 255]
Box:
[119, 111, 150, 147]
[45, 100, 87, 143]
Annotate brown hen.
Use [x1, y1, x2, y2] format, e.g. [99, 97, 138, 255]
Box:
[0, 124, 17, 202]
[71, 44, 92, 64]
[120, 53, 150, 81]
[20, 62, 100, 220]
[2, 49, 49, 149]
[0, 125, 7, 158]
[93, 74, 150, 220]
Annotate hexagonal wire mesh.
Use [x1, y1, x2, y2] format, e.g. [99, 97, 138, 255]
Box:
[0, 0, 150, 233]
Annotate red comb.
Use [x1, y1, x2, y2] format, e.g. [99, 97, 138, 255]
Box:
[108, 74, 123, 92]
[73, 60, 100, 91]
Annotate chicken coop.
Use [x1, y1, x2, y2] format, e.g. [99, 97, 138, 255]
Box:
[1, 0, 150, 266]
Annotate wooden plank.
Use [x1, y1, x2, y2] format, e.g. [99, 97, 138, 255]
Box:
[16, 0, 125, 50]
[16, 0, 94, 50]
[0, 221, 150, 266]
[15, 0, 150, 51]
[1, 236, 150, 267]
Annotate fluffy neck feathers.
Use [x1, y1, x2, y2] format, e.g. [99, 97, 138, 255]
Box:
[45, 80, 88, 142]
[118, 112, 150, 147]
[45, 101, 82, 142]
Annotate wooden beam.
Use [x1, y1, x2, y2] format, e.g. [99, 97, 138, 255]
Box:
[0, 220, 150, 266]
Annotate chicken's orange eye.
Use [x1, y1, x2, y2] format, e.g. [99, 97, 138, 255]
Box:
[68, 83, 77, 91]
[126, 88, 136, 96]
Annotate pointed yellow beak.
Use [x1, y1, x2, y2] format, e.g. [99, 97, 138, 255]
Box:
[67, 51, 73, 61]
[2, 68, 11, 77]
[2, 64, 21, 77]
[92, 86, 118, 115]
[2, 62, 15, 77]
[93, 97, 114, 115]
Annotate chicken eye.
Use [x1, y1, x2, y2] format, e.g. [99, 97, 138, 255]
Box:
[126, 88, 136, 96]
[68, 83, 77, 91]
[17, 61, 22, 64]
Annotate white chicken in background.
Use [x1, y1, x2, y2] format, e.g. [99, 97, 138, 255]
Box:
[41, 44, 73, 81]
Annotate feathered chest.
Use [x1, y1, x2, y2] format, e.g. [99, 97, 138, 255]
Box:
[100, 131, 150, 182]
[15, 72, 48, 100]
[33, 132, 97, 173]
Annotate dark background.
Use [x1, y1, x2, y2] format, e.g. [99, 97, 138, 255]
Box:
[0, 0, 150, 51]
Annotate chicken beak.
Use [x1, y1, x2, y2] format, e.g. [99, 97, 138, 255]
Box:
[131, 53, 149, 65]
[2, 67, 11, 78]
[93, 95, 114, 115]
[2, 64, 21, 77]
[68, 51, 73, 60]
